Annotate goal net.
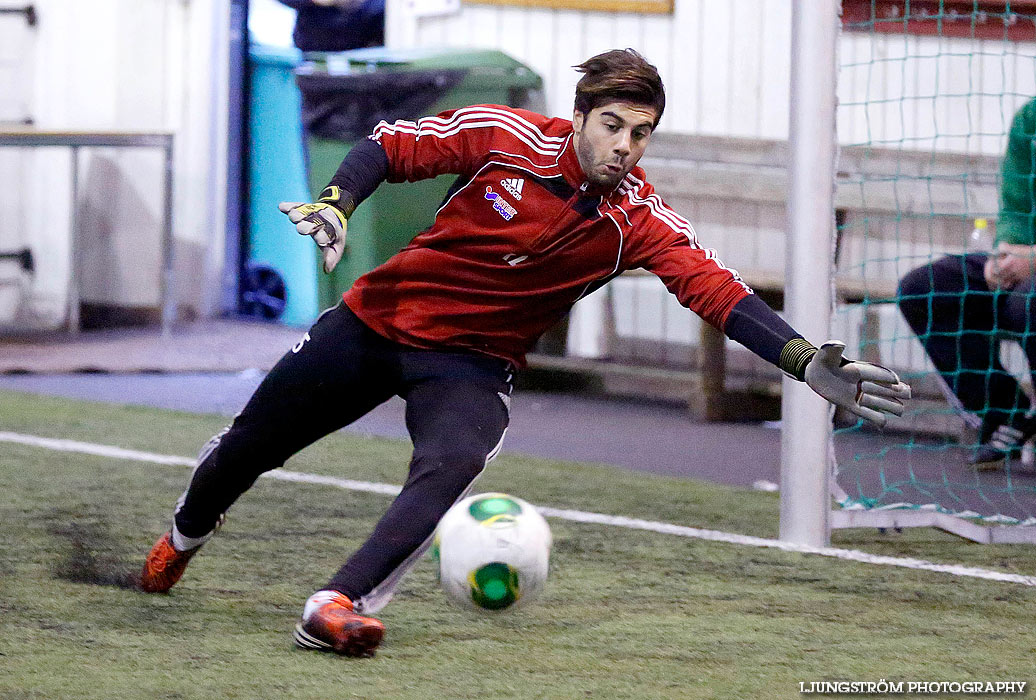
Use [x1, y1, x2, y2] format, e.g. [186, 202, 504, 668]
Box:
[832, 0, 1036, 542]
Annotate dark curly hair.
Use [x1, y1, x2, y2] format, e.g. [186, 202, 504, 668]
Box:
[573, 49, 665, 128]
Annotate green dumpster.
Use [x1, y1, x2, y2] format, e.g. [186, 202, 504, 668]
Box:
[295, 47, 544, 310]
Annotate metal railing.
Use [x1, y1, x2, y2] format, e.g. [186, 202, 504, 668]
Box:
[0, 130, 175, 334]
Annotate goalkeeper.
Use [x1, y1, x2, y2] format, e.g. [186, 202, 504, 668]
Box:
[899, 95, 1036, 469]
[139, 49, 910, 658]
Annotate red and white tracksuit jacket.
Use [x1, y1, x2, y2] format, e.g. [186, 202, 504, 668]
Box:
[342, 104, 753, 368]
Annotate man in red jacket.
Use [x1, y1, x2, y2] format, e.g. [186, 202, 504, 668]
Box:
[139, 49, 909, 658]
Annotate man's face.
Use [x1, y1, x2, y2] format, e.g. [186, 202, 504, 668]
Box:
[572, 101, 657, 189]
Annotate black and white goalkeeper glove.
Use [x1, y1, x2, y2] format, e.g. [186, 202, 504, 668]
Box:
[803, 341, 912, 428]
[279, 186, 350, 274]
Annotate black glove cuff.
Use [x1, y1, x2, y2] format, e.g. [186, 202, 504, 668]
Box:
[780, 338, 818, 382]
[318, 185, 357, 219]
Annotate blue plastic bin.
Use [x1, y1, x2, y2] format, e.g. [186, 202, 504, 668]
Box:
[246, 43, 319, 325]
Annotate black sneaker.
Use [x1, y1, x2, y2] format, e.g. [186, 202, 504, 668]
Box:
[968, 423, 1031, 470]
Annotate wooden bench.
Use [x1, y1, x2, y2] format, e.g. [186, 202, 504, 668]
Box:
[594, 268, 899, 420]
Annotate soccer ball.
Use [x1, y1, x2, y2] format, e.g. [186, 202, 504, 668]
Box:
[433, 492, 552, 612]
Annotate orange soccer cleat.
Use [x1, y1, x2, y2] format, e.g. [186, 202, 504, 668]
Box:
[293, 590, 385, 658]
[139, 531, 201, 593]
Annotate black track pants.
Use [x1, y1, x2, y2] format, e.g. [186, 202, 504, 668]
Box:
[898, 253, 1036, 435]
[173, 304, 512, 611]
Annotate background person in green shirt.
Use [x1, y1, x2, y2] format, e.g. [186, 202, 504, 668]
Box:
[898, 96, 1036, 469]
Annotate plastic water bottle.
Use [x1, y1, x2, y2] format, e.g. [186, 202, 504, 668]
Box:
[969, 217, 992, 252]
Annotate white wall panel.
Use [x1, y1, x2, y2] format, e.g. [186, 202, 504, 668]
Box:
[640, 14, 672, 102]
[727, 2, 762, 137]
[758, 0, 791, 138]
[665, 0, 699, 134]
[468, 6, 501, 47]
[496, 6, 529, 63]
[402, 0, 791, 138]
[697, 0, 734, 135]
[398, 0, 1036, 152]
[0, 7, 34, 124]
[580, 14, 618, 67]
[523, 8, 556, 101]
[0, 8, 32, 324]
[549, 11, 584, 119]
[0, 0, 230, 330]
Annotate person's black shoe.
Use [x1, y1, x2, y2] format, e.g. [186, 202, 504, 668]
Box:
[968, 423, 1030, 471]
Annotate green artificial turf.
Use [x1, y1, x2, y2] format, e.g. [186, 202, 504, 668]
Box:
[1, 389, 1033, 699]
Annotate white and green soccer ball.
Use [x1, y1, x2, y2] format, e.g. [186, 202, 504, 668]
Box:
[433, 492, 552, 612]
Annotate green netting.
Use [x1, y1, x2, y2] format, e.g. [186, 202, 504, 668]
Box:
[834, 1, 1036, 526]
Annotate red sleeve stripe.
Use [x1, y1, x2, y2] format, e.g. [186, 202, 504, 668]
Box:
[421, 106, 567, 146]
[484, 132, 572, 170]
[485, 133, 571, 171]
[619, 175, 700, 244]
[374, 118, 562, 157]
[372, 107, 565, 157]
[381, 110, 567, 152]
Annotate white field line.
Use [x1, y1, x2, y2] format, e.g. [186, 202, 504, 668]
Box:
[4, 430, 1036, 588]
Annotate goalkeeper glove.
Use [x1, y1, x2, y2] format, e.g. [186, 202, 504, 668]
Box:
[279, 186, 350, 274]
[803, 341, 911, 428]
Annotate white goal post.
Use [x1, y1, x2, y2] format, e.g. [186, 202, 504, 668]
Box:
[781, 0, 1036, 546]
[780, 0, 838, 548]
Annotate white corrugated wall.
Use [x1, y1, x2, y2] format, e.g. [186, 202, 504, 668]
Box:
[392, 0, 1036, 152]
[0, 0, 229, 330]
[390, 0, 793, 139]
